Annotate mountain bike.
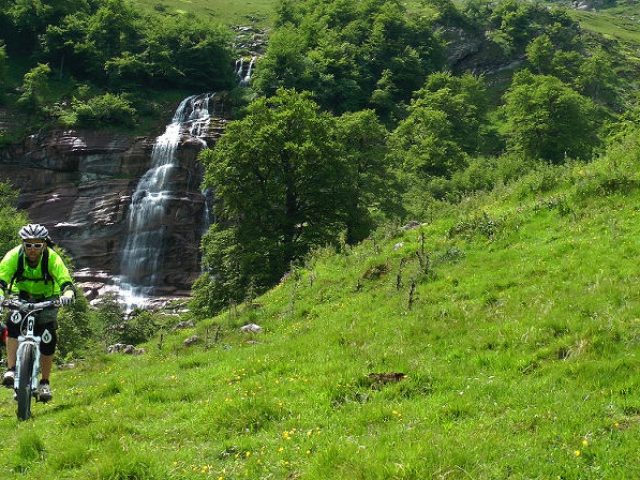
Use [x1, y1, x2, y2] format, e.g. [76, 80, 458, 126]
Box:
[2, 298, 59, 420]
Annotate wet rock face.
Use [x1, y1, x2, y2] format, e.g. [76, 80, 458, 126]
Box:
[0, 120, 225, 298]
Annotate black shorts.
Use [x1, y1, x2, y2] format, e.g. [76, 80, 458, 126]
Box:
[6, 312, 58, 356]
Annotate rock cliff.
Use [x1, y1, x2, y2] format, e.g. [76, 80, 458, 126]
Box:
[0, 111, 226, 302]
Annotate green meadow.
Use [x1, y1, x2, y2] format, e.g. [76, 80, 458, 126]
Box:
[130, 0, 433, 26]
[2, 131, 640, 478]
[133, 0, 277, 25]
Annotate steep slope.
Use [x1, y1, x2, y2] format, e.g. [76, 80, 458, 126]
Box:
[1, 133, 640, 478]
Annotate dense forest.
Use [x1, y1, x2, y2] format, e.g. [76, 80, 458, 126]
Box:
[0, 0, 235, 130]
[0, 0, 638, 321]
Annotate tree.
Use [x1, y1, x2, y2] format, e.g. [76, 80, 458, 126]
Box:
[335, 109, 396, 243]
[412, 72, 487, 154]
[17, 63, 51, 110]
[576, 48, 619, 107]
[369, 69, 401, 123]
[389, 107, 467, 178]
[196, 89, 350, 313]
[388, 72, 487, 180]
[502, 71, 600, 162]
[252, 27, 310, 98]
[526, 34, 554, 75]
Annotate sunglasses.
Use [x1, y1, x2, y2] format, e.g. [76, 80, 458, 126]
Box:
[23, 242, 44, 249]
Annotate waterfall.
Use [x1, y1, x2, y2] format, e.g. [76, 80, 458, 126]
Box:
[241, 56, 256, 85]
[235, 57, 244, 81]
[236, 56, 257, 86]
[118, 93, 216, 308]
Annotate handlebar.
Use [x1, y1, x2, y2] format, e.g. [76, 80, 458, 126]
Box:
[1, 298, 61, 312]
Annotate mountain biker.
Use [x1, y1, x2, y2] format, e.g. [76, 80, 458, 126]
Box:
[0, 224, 75, 402]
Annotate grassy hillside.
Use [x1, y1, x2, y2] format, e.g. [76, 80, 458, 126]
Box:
[133, 0, 277, 26]
[572, 2, 640, 44]
[130, 0, 432, 26]
[2, 132, 640, 478]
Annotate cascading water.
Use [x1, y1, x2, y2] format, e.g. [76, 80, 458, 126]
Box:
[118, 93, 216, 307]
[241, 56, 256, 86]
[235, 56, 257, 86]
[235, 58, 244, 81]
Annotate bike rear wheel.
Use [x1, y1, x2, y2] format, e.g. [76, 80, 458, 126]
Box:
[16, 343, 34, 420]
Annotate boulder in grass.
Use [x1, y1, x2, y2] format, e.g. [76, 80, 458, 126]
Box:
[240, 323, 263, 334]
[175, 320, 195, 330]
[184, 335, 199, 347]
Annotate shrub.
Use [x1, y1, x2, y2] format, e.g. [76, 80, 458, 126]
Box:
[91, 293, 125, 344]
[0, 182, 28, 254]
[71, 93, 137, 127]
[119, 310, 158, 345]
[17, 63, 51, 111]
[57, 291, 93, 360]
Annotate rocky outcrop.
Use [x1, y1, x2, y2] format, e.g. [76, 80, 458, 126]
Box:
[0, 108, 227, 302]
[439, 26, 514, 75]
[233, 25, 268, 56]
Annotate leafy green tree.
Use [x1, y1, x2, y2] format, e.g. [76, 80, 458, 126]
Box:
[388, 71, 487, 181]
[576, 48, 619, 107]
[42, 0, 234, 89]
[274, 0, 298, 27]
[41, 12, 94, 76]
[369, 69, 401, 123]
[462, 0, 492, 30]
[191, 225, 242, 316]
[502, 71, 600, 162]
[196, 89, 353, 314]
[73, 0, 142, 78]
[412, 72, 487, 154]
[119, 310, 158, 345]
[4, 0, 53, 52]
[335, 109, 395, 243]
[526, 34, 554, 75]
[252, 27, 314, 99]
[389, 107, 466, 178]
[549, 50, 583, 85]
[17, 63, 51, 110]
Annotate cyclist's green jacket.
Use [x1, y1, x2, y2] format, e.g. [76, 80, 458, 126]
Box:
[0, 245, 74, 298]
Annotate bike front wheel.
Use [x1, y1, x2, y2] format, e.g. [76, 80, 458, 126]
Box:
[16, 343, 35, 420]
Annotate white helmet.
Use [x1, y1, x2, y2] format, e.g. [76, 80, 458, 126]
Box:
[18, 223, 49, 240]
